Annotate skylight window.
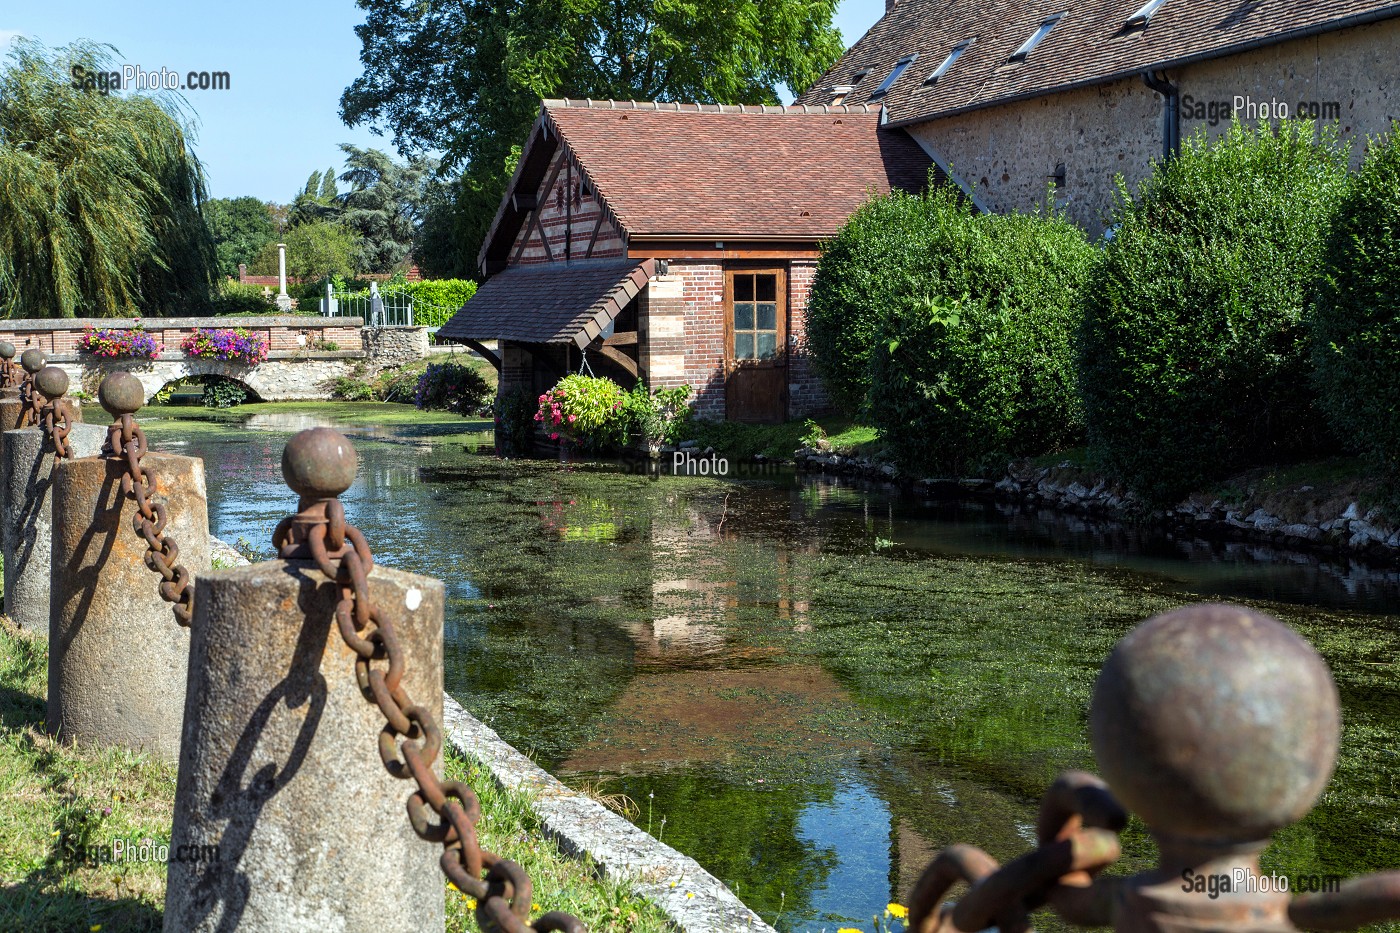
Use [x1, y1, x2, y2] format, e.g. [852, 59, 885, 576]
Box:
[924, 40, 974, 85]
[1009, 13, 1064, 62]
[1126, 0, 1169, 27]
[869, 55, 916, 100]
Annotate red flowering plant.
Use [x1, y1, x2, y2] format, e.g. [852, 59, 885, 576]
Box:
[77, 320, 163, 359]
[180, 328, 269, 365]
[535, 375, 627, 450]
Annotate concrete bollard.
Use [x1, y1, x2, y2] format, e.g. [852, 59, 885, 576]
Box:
[2, 368, 105, 632]
[164, 429, 446, 933]
[48, 373, 210, 762]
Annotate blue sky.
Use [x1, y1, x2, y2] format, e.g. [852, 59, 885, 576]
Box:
[1, 1, 884, 202]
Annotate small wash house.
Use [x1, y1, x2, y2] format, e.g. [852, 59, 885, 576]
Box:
[799, 0, 1400, 236]
[438, 100, 931, 423]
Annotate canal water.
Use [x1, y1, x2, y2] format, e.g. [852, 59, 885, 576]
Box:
[144, 406, 1400, 933]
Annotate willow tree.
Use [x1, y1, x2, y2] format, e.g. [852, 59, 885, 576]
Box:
[0, 40, 215, 318]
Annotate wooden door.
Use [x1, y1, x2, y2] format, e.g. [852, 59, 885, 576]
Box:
[724, 268, 788, 424]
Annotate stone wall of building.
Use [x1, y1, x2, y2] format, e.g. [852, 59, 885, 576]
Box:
[909, 17, 1400, 236]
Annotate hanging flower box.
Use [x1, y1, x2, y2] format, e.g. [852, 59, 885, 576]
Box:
[77, 324, 163, 360]
[180, 328, 269, 365]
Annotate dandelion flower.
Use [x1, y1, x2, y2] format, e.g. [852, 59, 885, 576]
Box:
[838, 928, 863, 933]
[888, 903, 909, 919]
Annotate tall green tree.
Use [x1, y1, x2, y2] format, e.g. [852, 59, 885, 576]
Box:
[342, 0, 844, 273]
[204, 196, 277, 278]
[337, 144, 438, 273]
[0, 39, 215, 317]
[250, 221, 359, 281]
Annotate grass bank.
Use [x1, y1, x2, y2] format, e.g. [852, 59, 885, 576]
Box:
[0, 619, 668, 932]
[682, 415, 878, 461]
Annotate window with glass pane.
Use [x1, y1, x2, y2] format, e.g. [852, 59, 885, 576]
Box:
[731, 272, 780, 360]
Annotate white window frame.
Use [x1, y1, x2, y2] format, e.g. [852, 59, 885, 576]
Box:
[1009, 14, 1064, 62]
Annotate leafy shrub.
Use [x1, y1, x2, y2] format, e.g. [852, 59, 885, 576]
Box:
[207, 282, 276, 316]
[620, 383, 692, 445]
[332, 376, 375, 401]
[536, 374, 627, 449]
[181, 327, 270, 364]
[1079, 120, 1350, 504]
[1312, 123, 1400, 481]
[78, 323, 163, 359]
[494, 387, 539, 458]
[202, 377, 248, 408]
[805, 180, 947, 409]
[379, 367, 422, 403]
[413, 362, 490, 415]
[862, 191, 1095, 475]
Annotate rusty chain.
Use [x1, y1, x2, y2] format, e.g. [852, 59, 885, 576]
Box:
[274, 497, 584, 933]
[17, 371, 42, 428]
[104, 412, 196, 626]
[40, 397, 76, 460]
[909, 771, 1126, 933]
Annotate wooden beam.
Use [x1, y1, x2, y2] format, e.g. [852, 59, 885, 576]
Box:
[596, 343, 639, 379]
[603, 331, 638, 346]
[512, 193, 538, 212]
[462, 340, 501, 371]
[584, 211, 607, 258]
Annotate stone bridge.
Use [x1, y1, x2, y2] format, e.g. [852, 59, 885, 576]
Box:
[0, 316, 430, 402]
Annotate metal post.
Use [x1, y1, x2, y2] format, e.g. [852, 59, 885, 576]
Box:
[908, 603, 1400, 933]
[2, 367, 105, 632]
[48, 373, 211, 762]
[164, 428, 447, 933]
[370, 280, 384, 327]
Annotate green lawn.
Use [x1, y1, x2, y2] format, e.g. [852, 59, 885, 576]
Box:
[0, 619, 668, 932]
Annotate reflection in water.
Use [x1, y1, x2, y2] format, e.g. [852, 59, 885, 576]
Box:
[145, 409, 1400, 933]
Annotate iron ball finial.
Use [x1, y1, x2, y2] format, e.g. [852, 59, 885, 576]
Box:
[98, 371, 146, 418]
[20, 348, 47, 374]
[1089, 603, 1339, 844]
[0, 342, 15, 360]
[282, 427, 357, 500]
[35, 366, 69, 400]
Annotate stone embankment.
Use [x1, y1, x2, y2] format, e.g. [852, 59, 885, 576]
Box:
[795, 449, 1400, 564]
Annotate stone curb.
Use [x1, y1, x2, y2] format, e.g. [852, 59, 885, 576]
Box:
[441, 697, 775, 933]
[208, 535, 773, 932]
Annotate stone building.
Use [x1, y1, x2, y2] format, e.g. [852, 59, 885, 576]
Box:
[438, 100, 930, 423]
[797, 0, 1400, 235]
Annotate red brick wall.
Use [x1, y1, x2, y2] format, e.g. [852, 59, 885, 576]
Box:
[674, 262, 727, 421]
[786, 259, 829, 418]
[512, 149, 626, 264]
[0, 320, 363, 358]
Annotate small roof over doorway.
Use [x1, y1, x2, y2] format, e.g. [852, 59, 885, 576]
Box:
[437, 258, 655, 350]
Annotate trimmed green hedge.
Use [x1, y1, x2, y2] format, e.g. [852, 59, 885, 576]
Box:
[865, 192, 1095, 474]
[804, 184, 946, 410]
[1312, 122, 1400, 480]
[1078, 120, 1350, 504]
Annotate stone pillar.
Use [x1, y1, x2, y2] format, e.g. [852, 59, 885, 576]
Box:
[164, 430, 445, 933]
[275, 243, 293, 312]
[48, 450, 210, 762]
[3, 421, 106, 632]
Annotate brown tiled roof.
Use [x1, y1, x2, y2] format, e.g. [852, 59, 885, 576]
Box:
[544, 100, 932, 238]
[796, 0, 1400, 127]
[478, 101, 934, 270]
[438, 258, 653, 348]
